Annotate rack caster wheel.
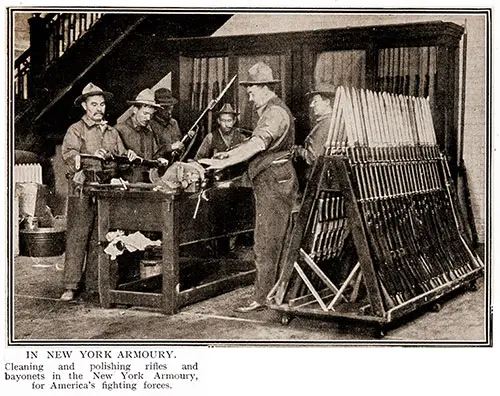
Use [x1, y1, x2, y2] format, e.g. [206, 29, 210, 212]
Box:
[281, 314, 292, 326]
[431, 303, 442, 312]
[468, 280, 478, 292]
[375, 326, 386, 339]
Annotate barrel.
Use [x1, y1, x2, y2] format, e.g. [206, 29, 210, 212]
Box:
[19, 228, 66, 257]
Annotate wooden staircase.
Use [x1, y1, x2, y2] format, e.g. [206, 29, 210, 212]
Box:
[14, 12, 232, 155]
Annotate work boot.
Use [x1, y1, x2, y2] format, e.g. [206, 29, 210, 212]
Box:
[235, 301, 265, 313]
[60, 289, 75, 301]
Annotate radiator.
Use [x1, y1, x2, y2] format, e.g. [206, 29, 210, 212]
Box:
[14, 163, 43, 184]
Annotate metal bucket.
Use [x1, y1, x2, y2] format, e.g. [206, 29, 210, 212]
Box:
[140, 259, 162, 279]
[19, 228, 66, 257]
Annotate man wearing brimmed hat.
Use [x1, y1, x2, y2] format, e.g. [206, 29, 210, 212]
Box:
[194, 103, 246, 160]
[294, 82, 336, 169]
[199, 61, 298, 313]
[61, 82, 135, 301]
[114, 88, 169, 182]
[150, 88, 185, 158]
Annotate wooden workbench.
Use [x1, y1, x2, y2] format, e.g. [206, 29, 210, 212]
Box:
[90, 186, 255, 314]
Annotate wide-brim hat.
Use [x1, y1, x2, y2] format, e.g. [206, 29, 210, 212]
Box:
[127, 88, 162, 108]
[239, 61, 281, 86]
[217, 103, 239, 116]
[154, 88, 178, 106]
[306, 82, 337, 98]
[74, 82, 113, 105]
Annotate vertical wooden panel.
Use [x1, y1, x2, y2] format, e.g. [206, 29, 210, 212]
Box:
[449, 44, 461, 180]
[435, 46, 449, 155]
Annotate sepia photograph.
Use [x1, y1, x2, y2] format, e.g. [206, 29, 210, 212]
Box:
[6, 6, 491, 347]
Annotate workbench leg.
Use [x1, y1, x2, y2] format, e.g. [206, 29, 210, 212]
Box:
[162, 200, 179, 315]
[97, 199, 114, 308]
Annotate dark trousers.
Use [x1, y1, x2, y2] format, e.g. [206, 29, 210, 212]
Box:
[63, 194, 96, 290]
[251, 161, 298, 304]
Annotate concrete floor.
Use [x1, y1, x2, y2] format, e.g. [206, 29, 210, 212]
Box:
[12, 253, 488, 344]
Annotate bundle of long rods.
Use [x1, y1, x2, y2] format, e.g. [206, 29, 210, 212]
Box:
[307, 191, 349, 263]
[189, 57, 229, 133]
[323, 86, 482, 309]
[287, 190, 353, 305]
[376, 46, 437, 98]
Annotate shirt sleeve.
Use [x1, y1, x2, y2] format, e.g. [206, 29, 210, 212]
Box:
[171, 119, 182, 142]
[252, 105, 289, 149]
[61, 123, 82, 167]
[304, 121, 329, 165]
[194, 134, 213, 160]
[113, 129, 127, 156]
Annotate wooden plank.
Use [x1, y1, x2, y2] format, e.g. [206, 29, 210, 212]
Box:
[294, 262, 328, 311]
[288, 288, 334, 308]
[327, 262, 360, 310]
[299, 248, 348, 302]
[386, 267, 483, 322]
[177, 270, 255, 307]
[270, 303, 388, 325]
[109, 290, 164, 308]
[117, 275, 162, 291]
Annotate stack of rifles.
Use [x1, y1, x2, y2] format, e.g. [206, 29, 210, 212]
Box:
[297, 86, 483, 310]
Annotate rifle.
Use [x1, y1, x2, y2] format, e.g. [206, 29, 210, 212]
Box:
[78, 153, 166, 170]
[171, 74, 238, 163]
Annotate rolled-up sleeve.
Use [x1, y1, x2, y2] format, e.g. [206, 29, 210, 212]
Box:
[252, 105, 289, 149]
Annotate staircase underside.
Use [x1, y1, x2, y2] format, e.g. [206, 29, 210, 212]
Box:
[14, 13, 233, 155]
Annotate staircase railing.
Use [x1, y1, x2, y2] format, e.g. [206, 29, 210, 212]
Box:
[14, 12, 102, 102]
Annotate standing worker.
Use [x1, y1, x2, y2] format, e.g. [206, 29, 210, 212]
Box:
[114, 89, 169, 182]
[200, 62, 299, 312]
[149, 88, 185, 158]
[60, 83, 136, 301]
[293, 83, 336, 172]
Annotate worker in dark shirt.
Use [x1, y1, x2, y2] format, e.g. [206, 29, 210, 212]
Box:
[294, 83, 335, 169]
[149, 88, 185, 158]
[194, 103, 246, 160]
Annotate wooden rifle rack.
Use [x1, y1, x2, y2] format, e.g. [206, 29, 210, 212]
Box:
[268, 154, 483, 335]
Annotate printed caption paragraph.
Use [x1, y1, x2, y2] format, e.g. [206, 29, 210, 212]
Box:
[4, 348, 204, 393]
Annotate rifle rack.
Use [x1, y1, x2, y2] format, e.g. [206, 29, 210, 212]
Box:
[268, 87, 483, 337]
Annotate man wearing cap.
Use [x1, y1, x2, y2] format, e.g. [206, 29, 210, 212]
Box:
[294, 83, 335, 170]
[60, 82, 135, 301]
[199, 62, 299, 313]
[114, 88, 169, 183]
[194, 103, 246, 160]
[150, 88, 185, 158]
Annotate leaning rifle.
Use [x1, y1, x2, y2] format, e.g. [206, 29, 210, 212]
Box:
[171, 74, 238, 163]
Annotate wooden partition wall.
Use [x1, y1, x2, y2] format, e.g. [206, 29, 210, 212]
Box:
[171, 21, 463, 177]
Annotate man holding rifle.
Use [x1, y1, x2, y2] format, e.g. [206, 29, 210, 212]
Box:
[60, 83, 137, 301]
[200, 62, 299, 312]
[150, 88, 186, 158]
[114, 88, 170, 182]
